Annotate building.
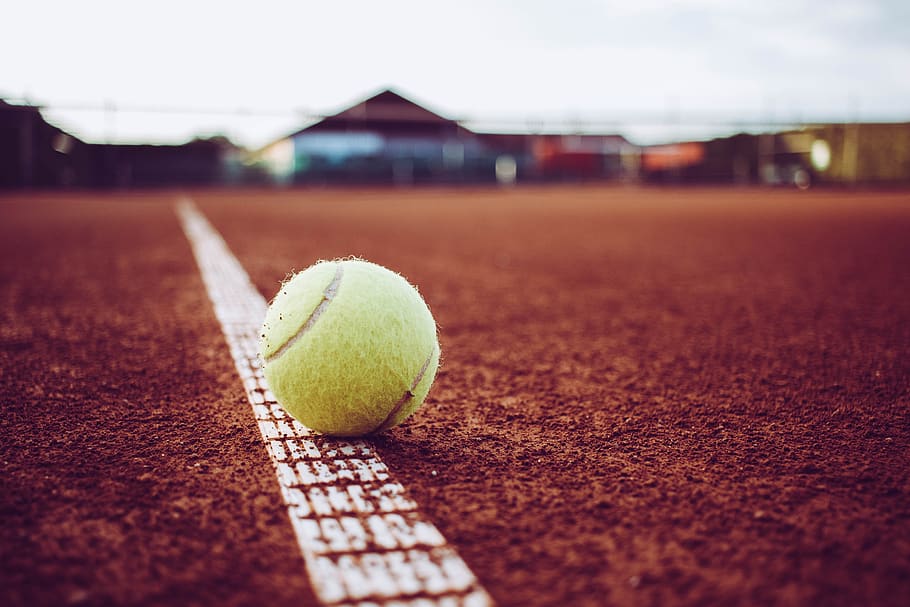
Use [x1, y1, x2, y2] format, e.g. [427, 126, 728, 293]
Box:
[799, 123, 910, 184]
[252, 89, 637, 185]
[84, 137, 238, 188]
[253, 89, 489, 185]
[18, 88, 905, 189]
[640, 124, 910, 187]
[0, 100, 240, 189]
[0, 100, 89, 188]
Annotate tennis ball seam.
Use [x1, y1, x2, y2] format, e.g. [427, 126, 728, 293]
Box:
[372, 342, 438, 432]
[265, 262, 344, 364]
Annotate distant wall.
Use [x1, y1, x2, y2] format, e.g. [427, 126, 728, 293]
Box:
[1, 101, 241, 189]
[251, 131, 637, 186]
[84, 139, 230, 188]
[641, 134, 762, 184]
[806, 124, 910, 184]
[640, 124, 910, 186]
[0, 103, 91, 188]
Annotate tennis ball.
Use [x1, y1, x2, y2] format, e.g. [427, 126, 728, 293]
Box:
[258, 258, 440, 436]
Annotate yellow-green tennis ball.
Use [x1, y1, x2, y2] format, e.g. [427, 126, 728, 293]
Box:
[258, 258, 440, 437]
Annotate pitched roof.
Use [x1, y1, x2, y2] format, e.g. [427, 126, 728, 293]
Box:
[329, 89, 454, 124]
[274, 88, 631, 149]
[287, 88, 462, 138]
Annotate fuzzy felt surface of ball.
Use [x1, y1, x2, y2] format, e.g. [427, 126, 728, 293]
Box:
[259, 259, 440, 436]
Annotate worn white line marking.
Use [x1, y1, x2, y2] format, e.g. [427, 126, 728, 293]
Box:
[176, 199, 493, 607]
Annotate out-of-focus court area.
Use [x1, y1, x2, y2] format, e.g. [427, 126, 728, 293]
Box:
[1, 186, 908, 606]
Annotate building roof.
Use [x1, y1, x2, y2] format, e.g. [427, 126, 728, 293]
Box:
[287, 88, 468, 138]
[269, 88, 634, 155]
[329, 89, 454, 124]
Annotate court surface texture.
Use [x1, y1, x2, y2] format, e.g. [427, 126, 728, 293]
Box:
[2, 186, 908, 606]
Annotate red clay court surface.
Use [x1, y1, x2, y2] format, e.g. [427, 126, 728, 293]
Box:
[2, 186, 909, 607]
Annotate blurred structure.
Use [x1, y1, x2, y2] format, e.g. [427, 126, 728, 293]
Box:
[800, 124, 910, 184]
[3, 92, 910, 189]
[1, 100, 85, 188]
[640, 125, 910, 187]
[86, 137, 241, 188]
[526, 134, 637, 181]
[250, 89, 637, 185]
[0, 100, 243, 188]
[251, 90, 486, 184]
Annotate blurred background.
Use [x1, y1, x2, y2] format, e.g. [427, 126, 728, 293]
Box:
[2, 0, 909, 189]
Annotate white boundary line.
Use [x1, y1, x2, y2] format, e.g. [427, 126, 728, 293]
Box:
[176, 199, 493, 607]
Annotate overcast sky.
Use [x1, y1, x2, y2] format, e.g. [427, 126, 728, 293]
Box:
[3, 0, 908, 147]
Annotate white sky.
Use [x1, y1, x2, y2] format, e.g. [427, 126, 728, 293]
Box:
[2, 0, 908, 147]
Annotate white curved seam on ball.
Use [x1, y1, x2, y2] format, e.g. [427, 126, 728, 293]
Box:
[373, 342, 437, 432]
[265, 263, 344, 364]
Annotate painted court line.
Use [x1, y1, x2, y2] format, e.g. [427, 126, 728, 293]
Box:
[176, 199, 492, 607]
